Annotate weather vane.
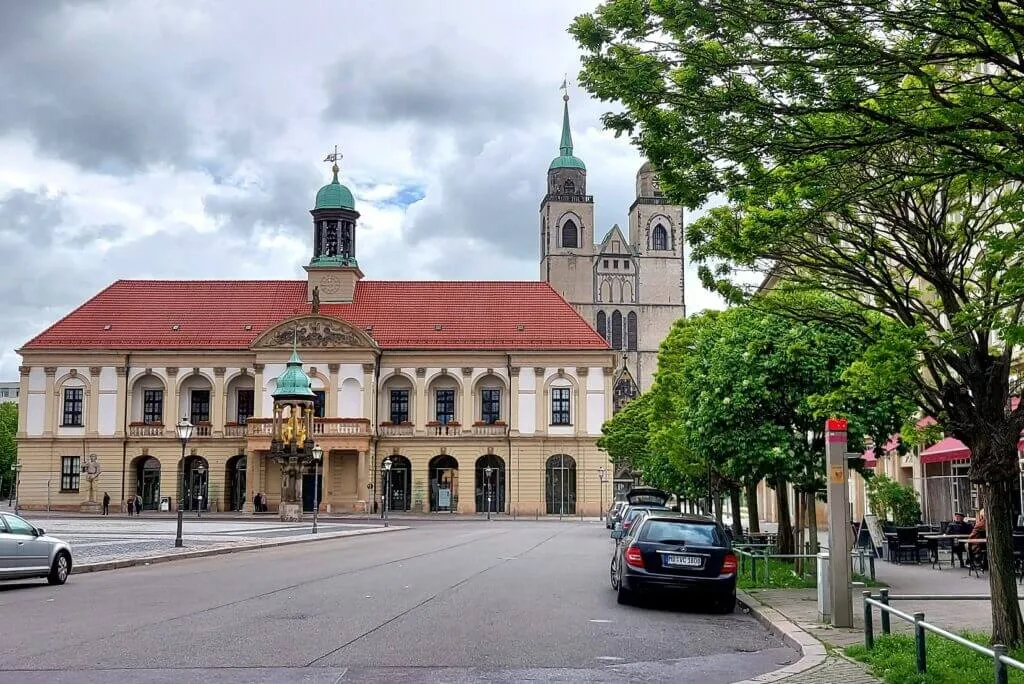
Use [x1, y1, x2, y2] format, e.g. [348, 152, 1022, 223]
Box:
[560, 74, 571, 101]
[323, 145, 343, 168]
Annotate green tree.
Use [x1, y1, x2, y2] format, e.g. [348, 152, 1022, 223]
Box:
[0, 403, 16, 499]
[599, 392, 690, 498]
[648, 295, 915, 554]
[572, 0, 1024, 647]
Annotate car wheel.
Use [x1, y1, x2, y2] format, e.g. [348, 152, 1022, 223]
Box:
[610, 559, 619, 590]
[714, 591, 736, 614]
[48, 551, 71, 585]
[616, 579, 634, 605]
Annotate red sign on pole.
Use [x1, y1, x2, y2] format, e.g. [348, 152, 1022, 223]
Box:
[826, 417, 848, 432]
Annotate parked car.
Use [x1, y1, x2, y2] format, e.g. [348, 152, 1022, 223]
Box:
[0, 513, 73, 585]
[610, 514, 737, 613]
[617, 504, 673, 536]
[606, 501, 627, 529]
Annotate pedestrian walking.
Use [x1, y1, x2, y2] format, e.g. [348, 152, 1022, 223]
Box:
[102, 492, 110, 516]
[127, 496, 135, 516]
[135, 494, 143, 515]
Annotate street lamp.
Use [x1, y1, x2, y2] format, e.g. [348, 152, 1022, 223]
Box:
[382, 457, 392, 527]
[598, 466, 608, 521]
[311, 444, 323, 534]
[10, 462, 22, 514]
[483, 465, 493, 520]
[174, 418, 194, 547]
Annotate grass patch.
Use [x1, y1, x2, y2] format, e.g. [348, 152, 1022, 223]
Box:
[846, 632, 1024, 684]
[736, 554, 888, 590]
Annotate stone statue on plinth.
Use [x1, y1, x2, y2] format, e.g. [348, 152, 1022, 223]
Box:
[80, 453, 102, 513]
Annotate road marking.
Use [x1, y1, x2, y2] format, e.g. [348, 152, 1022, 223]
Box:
[597, 656, 624, 661]
[589, 619, 613, 623]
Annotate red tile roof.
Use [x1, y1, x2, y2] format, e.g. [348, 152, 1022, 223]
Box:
[20, 280, 610, 352]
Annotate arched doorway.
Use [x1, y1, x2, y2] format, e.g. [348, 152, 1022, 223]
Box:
[475, 454, 505, 514]
[429, 455, 459, 512]
[180, 456, 209, 511]
[133, 456, 161, 511]
[382, 455, 412, 512]
[546, 454, 577, 515]
[226, 455, 246, 511]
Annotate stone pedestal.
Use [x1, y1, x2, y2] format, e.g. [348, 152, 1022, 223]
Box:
[279, 502, 303, 522]
[79, 500, 101, 513]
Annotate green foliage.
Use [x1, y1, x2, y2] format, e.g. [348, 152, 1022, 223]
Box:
[866, 475, 922, 526]
[847, 632, 1024, 684]
[598, 392, 651, 468]
[0, 403, 15, 499]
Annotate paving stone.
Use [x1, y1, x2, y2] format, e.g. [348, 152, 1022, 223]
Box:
[774, 656, 878, 683]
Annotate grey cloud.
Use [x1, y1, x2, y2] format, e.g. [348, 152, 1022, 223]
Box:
[0, 189, 65, 247]
[202, 162, 323, 240]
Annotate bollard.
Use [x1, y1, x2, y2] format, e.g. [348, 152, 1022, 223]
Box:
[879, 588, 891, 635]
[869, 553, 876, 581]
[862, 591, 874, 649]
[914, 612, 927, 674]
[994, 644, 1008, 684]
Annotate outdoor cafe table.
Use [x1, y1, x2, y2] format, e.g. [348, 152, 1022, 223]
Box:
[922, 533, 971, 568]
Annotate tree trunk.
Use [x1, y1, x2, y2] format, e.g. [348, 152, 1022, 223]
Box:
[985, 479, 1024, 647]
[714, 493, 724, 524]
[794, 491, 804, 575]
[730, 487, 743, 539]
[745, 480, 761, 534]
[775, 479, 795, 555]
[806, 490, 820, 555]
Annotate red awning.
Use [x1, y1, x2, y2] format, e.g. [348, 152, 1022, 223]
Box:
[920, 436, 971, 464]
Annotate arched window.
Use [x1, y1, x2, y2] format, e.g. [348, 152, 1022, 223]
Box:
[596, 311, 607, 341]
[562, 179, 576, 195]
[545, 454, 577, 515]
[627, 311, 638, 350]
[561, 220, 578, 249]
[611, 310, 623, 349]
[652, 224, 669, 251]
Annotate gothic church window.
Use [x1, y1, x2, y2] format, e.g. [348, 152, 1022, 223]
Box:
[596, 311, 607, 340]
[627, 312, 638, 350]
[561, 220, 578, 249]
[611, 310, 623, 349]
[653, 224, 669, 251]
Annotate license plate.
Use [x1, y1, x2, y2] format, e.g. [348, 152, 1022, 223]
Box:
[664, 554, 702, 567]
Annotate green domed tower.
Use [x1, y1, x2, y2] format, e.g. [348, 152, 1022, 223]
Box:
[305, 147, 364, 305]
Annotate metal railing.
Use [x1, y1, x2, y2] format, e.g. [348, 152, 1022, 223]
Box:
[862, 590, 1024, 682]
[734, 546, 876, 585]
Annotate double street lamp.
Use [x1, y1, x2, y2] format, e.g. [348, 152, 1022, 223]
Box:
[483, 465, 493, 520]
[311, 443, 323, 534]
[598, 466, 608, 520]
[174, 418, 194, 548]
[382, 457, 392, 527]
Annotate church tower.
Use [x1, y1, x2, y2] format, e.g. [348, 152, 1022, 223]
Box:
[540, 88, 596, 309]
[305, 149, 362, 304]
[625, 161, 686, 390]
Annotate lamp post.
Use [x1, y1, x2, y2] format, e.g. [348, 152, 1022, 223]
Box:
[598, 466, 608, 520]
[174, 418, 194, 548]
[483, 465, 493, 520]
[311, 444, 323, 534]
[382, 457, 392, 528]
[10, 462, 22, 514]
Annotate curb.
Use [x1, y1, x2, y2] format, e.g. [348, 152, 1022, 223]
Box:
[71, 525, 409, 575]
[730, 590, 828, 684]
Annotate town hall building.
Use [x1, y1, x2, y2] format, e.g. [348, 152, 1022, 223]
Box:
[13, 156, 618, 517]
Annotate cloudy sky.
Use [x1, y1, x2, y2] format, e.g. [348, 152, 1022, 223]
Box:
[0, 0, 726, 380]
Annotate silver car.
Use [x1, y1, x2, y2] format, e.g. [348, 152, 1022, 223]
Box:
[0, 513, 73, 585]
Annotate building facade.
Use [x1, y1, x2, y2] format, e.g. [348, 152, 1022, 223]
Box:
[14, 159, 618, 516]
[0, 381, 17, 405]
[539, 92, 686, 397]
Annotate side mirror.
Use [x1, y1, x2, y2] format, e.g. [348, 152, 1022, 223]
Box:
[610, 529, 624, 539]
[35, 527, 45, 536]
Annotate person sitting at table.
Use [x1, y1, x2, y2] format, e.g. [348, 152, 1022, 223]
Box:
[944, 512, 973, 567]
[968, 508, 987, 568]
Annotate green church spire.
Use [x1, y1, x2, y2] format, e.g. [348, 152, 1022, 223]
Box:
[549, 80, 586, 171]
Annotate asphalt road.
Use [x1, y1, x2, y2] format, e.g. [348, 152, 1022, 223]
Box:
[0, 521, 798, 683]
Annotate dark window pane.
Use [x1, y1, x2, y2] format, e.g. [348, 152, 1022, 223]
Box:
[561, 220, 578, 249]
[551, 387, 571, 425]
[481, 389, 501, 424]
[653, 225, 668, 250]
[61, 456, 80, 491]
[611, 311, 623, 350]
[143, 389, 163, 424]
[190, 390, 210, 423]
[640, 520, 724, 545]
[627, 311, 638, 351]
[62, 388, 83, 426]
[389, 389, 409, 424]
[237, 390, 254, 424]
[313, 390, 326, 418]
[436, 389, 455, 424]
[596, 311, 607, 340]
